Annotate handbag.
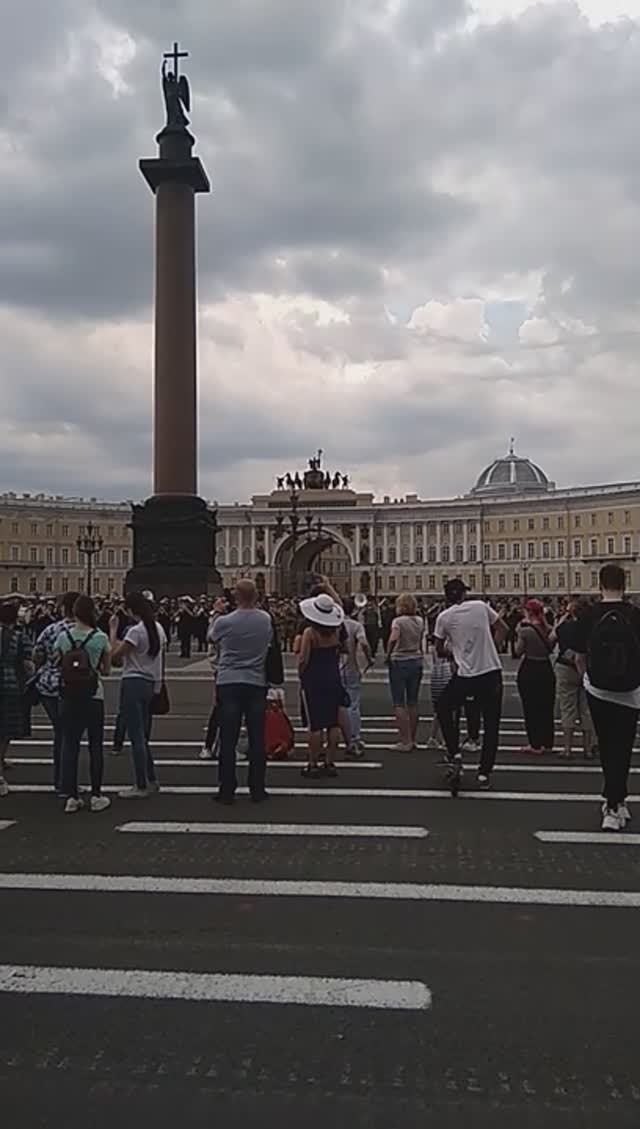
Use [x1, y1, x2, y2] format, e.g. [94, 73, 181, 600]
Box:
[150, 648, 170, 716]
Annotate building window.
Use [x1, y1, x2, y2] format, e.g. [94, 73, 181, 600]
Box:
[527, 542, 535, 559]
[107, 549, 115, 566]
[528, 518, 535, 531]
[46, 524, 53, 537]
[543, 573, 550, 589]
[625, 570, 632, 588]
[558, 516, 564, 530]
[483, 543, 491, 561]
[528, 573, 535, 590]
[558, 573, 565, 589]
[469, 574, 476, 590]
[61, 577, 68, 593]
[542, 541, 550, 559]
[11, 522, 18, 535]
[469, 544, 477, 562]
[108, 526, 115, 537]
[62, 525, 69, 538]
[591, 513, 597, 527]
[574, 515, 581, 528]
[557, 540, 565, 558]
[428, 574, 436, 590]
[62, 548, 69, 565]
[45, 577, 53, 593]
[46, 548, 53, 566]
[573, 539, 581, 558]
[122, 549, 129, 567]
[30, 547, 38, 563]
[10, 577, 18, 592]
[454, 521, 462, 535]
[30, 522, 38, 535]
[401, 574, 410, 589]
[442, 544, 450, 563]
[484, 521, 490, 534]
[29, 577, 37, 593]
[513, 573, 520, 589]
[498, 573, 506, 589]
[388, 546, 396, 564]
[389, 575, 396, 591]
[230, 547, 238, 566]
[374, 546, 383, 564]
[624, 536, 632, 554]
[415, 574, 422, 589]
[513, 543, 520, 560]
[608, 512, 614, 525]
[591, 571, 598, 588]
[415, 546, 423, 564]
[442, 522, 449, 535]
[513, 519, 520, 533]
[469, 522, 477, 534]
[401, 545, 410, 564]
[94, 578, 101, 593]
[607, 537, 615, 555]
[427, 545, 436, 563]
[543, 517, 549, 530]
[625, 511, 631, 526]
[485, 573, 491, 590]
[455, 544, 463, 563]
[498, 520, 505, 533]
[498, 543, 506, 561]
[590, 538, 598, 556]
[11, 546, 19, 561]
[575, 571, 582, 588]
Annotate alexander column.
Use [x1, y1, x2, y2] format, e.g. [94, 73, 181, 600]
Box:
[126, 43, 221, 596]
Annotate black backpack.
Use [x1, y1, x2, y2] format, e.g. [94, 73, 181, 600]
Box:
[61, 629, 98, 699]
[587, 608, 640, 693]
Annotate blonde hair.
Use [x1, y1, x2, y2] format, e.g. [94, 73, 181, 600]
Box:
[396, 593, 417, 616]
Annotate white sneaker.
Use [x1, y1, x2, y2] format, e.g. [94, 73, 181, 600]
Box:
[199, 746, 214, 760]
[426, 737, 439, 749]
[118, 786, 150, 800]
[619, 803, 631, 824]
[602, 807, 623, 832]
[462, 739, 480, 753]
[64, 797, 84, 814]
[0, 778, 9, 798]
[90, 795, 111, 813]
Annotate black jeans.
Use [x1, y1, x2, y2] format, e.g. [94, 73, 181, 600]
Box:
[217, 684, 267, 799]
[588, 693, 639, 808]
[436, 669, 503, 776]
[517, 659, 555, 751]
[205, 703, 219, 751]
[60, 697, 105, 799]
[179, 634, 191, 659]
[464, 697, 481, 742]
[40, 694, 63, 791]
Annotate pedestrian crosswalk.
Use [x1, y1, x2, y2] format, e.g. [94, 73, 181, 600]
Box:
[2, 700, 640, 1120]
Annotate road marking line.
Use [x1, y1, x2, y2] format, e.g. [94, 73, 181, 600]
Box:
[1, 873, 638, 908]
[0, 821, 16, 832]
[0, 964, 430, 1011]
[117, 821, 428, 838]
[535, 831, 640, 845]
[6, 758, 383, 770]
[6, 784, 617, 801]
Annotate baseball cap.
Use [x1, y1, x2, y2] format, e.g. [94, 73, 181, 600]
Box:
[444, 578, 469, 602]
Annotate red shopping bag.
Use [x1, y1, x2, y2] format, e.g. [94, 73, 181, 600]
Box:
[265, 701, 295, 760]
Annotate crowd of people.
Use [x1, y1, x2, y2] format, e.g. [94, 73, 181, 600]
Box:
[0, 566, 639, 831]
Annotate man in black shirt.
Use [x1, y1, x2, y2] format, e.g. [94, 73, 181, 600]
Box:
[573, 564, 640, 831]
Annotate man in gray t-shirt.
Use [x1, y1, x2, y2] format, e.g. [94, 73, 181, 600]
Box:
[212, 581, 273, 804]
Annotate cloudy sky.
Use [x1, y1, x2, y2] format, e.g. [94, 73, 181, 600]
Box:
[2, 0, 640, 505]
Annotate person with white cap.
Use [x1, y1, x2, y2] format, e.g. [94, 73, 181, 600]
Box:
[298, 590, 346, 779]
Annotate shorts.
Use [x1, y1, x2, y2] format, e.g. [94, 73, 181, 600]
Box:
[389, 659, 423, 708]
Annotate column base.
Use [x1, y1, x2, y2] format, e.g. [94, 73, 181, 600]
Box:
[126, 495, 222, 599]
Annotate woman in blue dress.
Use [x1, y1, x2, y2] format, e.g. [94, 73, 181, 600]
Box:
[298, 592, 346, 779]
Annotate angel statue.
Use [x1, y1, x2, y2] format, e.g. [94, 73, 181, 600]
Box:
[162, 59, 191, 129]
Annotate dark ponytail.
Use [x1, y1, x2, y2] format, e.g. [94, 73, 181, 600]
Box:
[126, 591, 160, 658]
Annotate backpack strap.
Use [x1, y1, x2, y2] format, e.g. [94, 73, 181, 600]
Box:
[65, 628, 97, 651]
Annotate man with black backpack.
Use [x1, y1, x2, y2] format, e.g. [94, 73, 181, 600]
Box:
[574, 564, 640, 831]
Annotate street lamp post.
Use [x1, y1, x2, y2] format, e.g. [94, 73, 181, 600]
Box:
[274, 491, 301, 595]
[77, 522, 103, 597]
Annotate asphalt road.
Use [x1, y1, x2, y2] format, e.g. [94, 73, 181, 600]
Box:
[2, 654, 640, 1128]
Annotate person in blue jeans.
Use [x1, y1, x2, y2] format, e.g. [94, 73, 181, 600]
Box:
[386, 593, 425, 752]
[33, 589, 81, 794]
[54, 595, 111, 814]
[109, 592, 167, 799]
[212, 579, 276, 804]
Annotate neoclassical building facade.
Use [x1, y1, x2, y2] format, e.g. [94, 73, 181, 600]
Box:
[1, 449, 639, 598]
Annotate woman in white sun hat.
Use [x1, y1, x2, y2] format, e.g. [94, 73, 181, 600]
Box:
[298, 590, 346, 779]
